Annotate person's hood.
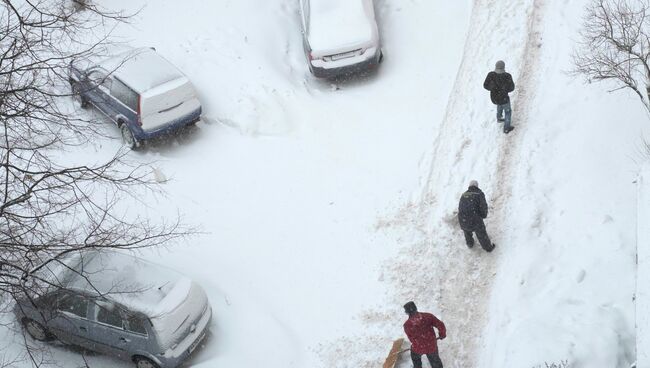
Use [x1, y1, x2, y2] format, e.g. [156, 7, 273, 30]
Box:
[495, 60, 506, 73]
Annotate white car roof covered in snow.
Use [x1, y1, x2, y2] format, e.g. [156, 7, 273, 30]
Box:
[61, 250, 194, 318]
[307, 0, 377, 53]
[96, 48, 186, 93]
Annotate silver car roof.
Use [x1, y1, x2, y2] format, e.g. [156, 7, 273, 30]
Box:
[61, 250, 191, 317]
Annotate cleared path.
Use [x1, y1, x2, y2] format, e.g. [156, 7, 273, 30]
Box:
[376, 0, 545, 366]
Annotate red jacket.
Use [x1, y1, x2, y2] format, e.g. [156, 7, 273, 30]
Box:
[403, 312, 446, 354]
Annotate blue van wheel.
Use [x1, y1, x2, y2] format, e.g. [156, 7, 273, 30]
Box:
[120, 124, 141, 150]
[72, 84, 89, 109]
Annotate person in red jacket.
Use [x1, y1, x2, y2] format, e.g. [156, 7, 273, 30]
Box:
[403, 301, 446, 368]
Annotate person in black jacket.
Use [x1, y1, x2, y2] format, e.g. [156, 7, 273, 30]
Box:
[458, 180, 495, 252]
[483, 60, 515, 134]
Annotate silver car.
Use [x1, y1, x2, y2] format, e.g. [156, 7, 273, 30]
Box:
[14, 251, 212, 368]
[299, 0, 383, 78]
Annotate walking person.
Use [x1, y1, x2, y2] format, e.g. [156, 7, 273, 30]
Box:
[403, 301, 446, 368]
[483, 60, 515, 134]
[458, 180, 496, 252]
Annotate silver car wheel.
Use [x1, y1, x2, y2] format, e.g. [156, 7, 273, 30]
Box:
[135, 358, 158, 368]
[25, 319, 48, 341]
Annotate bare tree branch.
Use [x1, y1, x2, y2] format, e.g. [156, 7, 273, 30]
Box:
[1, 1, 193, 366]
[573, 0, 650, 112]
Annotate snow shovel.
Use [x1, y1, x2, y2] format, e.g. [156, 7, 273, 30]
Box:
[382, 338, 410, 368]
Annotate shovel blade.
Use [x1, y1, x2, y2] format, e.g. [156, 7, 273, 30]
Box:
[383, 338, 405, 368]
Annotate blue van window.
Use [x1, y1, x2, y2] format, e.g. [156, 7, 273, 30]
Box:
[111, 78, 138, 112]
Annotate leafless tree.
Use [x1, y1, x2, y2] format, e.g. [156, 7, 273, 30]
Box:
[1, 1, 191, 366]
[573, 0, 650, 112]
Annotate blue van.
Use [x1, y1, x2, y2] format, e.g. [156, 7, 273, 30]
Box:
[69, 48, 202, 149]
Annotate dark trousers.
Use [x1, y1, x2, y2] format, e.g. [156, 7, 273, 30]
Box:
[411, 350, 443, 368]
[463, 226, 494, 252]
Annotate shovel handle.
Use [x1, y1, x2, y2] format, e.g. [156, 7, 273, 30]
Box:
[388, 348, 411, 358]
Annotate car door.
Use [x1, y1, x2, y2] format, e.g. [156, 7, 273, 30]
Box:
[109, 77, 139, 126]
[122, 312, 155, 356]
[88, 299, 132, 359]
[84, 68, 118, 121]
[47, 291, 94, 349]
[299, 0, 310, 42]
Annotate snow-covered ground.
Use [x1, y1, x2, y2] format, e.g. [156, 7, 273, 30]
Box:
[477, 0, 647, 365]
[2, 0, 650, 367]
[638, 166, 650, 368]
[0, 0, 470, 367]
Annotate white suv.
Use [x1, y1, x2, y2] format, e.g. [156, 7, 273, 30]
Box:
[299, 0, 383, 78]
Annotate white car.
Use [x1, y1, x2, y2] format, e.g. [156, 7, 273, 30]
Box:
[299, 0, 383, 78]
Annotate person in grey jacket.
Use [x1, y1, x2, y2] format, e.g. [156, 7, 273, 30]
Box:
[458, 180, 495, 252]
[483, 60, 515, 134]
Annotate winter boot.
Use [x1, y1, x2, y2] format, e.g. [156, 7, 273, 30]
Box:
[504, 126, 515, 134]
[463, 231, 475, 248]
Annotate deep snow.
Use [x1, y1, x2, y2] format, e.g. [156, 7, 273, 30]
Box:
[1, 0, 649, 368]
